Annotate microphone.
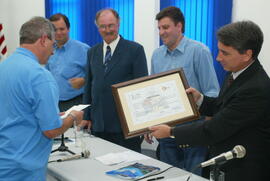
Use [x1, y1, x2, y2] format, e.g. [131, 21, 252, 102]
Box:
[57, 150, 90, 162]
[199, 145, 246, 168]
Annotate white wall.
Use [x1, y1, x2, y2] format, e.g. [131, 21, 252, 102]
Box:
[0, 0, 45, 55]
[232, 0, 270, 75]
[134, 0, 160, 73]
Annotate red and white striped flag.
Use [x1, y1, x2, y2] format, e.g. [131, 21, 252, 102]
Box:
[0, 23, 8, 61]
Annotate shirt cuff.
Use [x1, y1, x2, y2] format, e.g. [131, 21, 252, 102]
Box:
[197, 94, 204, 107]
[169, 127, 175, 138]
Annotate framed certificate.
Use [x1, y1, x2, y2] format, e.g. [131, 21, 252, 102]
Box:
[111, 68, 200, 139]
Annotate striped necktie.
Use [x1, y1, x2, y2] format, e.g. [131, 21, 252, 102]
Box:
[104, 45, 111, 72]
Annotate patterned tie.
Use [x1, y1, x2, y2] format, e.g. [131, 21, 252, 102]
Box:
[104, 45, 111, 72]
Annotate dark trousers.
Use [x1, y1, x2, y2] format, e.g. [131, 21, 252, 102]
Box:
[93, 131, 141, 153]
[59, 94, 83, 112]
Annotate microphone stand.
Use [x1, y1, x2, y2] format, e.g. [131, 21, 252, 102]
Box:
[51, 134, 75, 155]
[210, 163, 225, 181]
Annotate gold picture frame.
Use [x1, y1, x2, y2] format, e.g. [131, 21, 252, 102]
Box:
[112, 68, 200, 139]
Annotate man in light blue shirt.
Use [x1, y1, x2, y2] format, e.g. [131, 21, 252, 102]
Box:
[0, 17, 83, 181]
[46, 13, 89, 112]
[146, 6, 219, 176]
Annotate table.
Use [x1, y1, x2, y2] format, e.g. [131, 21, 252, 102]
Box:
[47, 131, 207, 181]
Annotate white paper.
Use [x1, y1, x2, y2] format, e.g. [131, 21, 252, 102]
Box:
[124, 80, 185, 125]
[61, 104, 90, 119]
[95, 151, 150, 165]
[95, 153, 126, 165]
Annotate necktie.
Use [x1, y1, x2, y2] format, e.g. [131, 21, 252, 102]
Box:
[227, 74, 234, 87]
[104, 46, 111, 72]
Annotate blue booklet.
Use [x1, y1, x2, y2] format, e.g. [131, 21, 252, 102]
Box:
[106, 162, 160, 180]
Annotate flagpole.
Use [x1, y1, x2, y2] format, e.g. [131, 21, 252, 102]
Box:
[0, 23, 8, 61]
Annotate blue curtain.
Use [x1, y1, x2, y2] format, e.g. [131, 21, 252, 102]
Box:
[160, 0, 232, 85]
[45, 0, 134, 47]
[45, 0, 232, 85]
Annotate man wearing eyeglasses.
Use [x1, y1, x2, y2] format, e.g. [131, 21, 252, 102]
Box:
[46, 13, 90, 112]
[0, 17, 83, 181]
[81, 8, 148, 152]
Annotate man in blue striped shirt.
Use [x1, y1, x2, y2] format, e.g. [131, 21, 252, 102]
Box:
[145, 6, 219, 176]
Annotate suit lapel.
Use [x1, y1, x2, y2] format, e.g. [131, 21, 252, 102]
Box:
[218, 60, 261, 104]
[95, 43, 104, 69]
[219, 73, 232, 97]
[104, 38, 124, 76]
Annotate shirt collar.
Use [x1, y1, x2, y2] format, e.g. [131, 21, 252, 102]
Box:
[103, 35, 120, 56]
[232, 60, 255, 79]
[17, 47, 39, 63]
[164, 36, 186, 56]
[56, 38, 71, 50]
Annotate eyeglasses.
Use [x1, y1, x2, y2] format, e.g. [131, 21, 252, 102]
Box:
[98, 24, 117, 30]
[46, 34, 57, 47]
[47, 33, 54, 41]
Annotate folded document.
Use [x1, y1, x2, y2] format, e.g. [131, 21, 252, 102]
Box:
[95, 151, 150, 165]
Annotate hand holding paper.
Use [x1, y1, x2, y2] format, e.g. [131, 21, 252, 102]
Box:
[149, 124, 171, 139]
[61, 104, 90, 119]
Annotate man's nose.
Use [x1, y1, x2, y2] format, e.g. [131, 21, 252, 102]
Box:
[159, 30, 164, 36]
[216, 53, 222, 62]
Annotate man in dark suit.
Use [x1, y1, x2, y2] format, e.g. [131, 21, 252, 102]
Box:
[149, 21, 270, 181]
[81, 8, 148, 152]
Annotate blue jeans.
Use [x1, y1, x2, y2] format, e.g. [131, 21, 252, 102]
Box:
[159, 137, 207, 176]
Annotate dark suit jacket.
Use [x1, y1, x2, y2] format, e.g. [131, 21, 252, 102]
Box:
[173, 60, 270, 181]
[83, 36, 148, 133]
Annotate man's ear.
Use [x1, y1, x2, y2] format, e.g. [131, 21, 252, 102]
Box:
[177, 22, 182, 33]
[39, 34, 47, 47]
[243, 49, 253, 62]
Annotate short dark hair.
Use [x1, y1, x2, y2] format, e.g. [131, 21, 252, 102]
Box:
[49, 13, 70, 29]
[156, 6, 185, 33]
[95, 8, 120, 25]
[217, 21, 263, 59]
[20, 17, 55, 44]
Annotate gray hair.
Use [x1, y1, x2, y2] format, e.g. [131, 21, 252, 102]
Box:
[20, 16, 55, 45]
